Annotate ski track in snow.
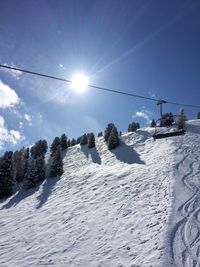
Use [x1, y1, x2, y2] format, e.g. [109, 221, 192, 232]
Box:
[170, 121, 200, 267]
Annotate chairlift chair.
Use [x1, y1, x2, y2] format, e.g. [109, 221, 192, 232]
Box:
[153, 116, 186, 141]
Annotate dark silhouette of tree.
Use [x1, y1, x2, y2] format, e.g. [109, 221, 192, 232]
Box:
[107, 126, 120, 150]
[50, 137, 60, 156]
[197, 112, 200, 119]
[0, 151, 14, 198]
[60, 133, 68, 150]
[104, 123, 115, 142]
[150, 119, 156, 127]
[80, 133, 88, 145]
[88, 133, 95, 148]
[49, 147, 63, 177]
[70, 138, 76, 146]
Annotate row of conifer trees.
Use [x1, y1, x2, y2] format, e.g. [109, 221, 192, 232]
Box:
[0, 122, 134, 198]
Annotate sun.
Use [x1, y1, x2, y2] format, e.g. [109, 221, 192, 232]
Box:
[71, 73, 89, 93]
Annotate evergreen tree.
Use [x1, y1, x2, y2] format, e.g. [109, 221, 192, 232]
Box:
[50, 137, 60, 156]
[197, 112, 200, 119]
[178, 108, 187, 130]
[31, 140, 48, 159]
[76, 136, 82, 144]
[107, 126, 120, 150]
[70, 138, 76, 146]
[0, 151, 14, 198]
[60, 133, 68, 150]
[88, 133, 95, 148]
[23, 140, 47, 190]
[97, 132, 103, 137]
[128, 122, 138, 132]
[150, 119, 156, 127]
[23, 158, 36, 189]
[104, 123, 115, 141]
[13, 147, 30, 183]
[67, 139, 71, 147]
[80, 133, 88, 145]
[160, 112, 174, 127]
[49, 147, 63, 177]
[136, 122, 140, 129]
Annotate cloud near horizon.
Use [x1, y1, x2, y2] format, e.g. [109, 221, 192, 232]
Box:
[0, 115, 25, 150]
[0, 80, 20, 109]
[133, 109, 154, 124]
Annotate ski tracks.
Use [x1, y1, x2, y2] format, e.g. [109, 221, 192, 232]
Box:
[171, 134, 200, 267]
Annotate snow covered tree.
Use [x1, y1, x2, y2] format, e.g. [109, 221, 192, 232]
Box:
[197, 112, 200, 119]
[50, 137, 60, 156]
[60, 133, 68, 150]
[104, 123, 115, 142]
[107, 126, 120, 150]
[150, 119, 156, 127]
[177, 108, 187, 130]
[80, 133, 88, 145]
[88, 133, 95, 148]
[0, 151, 14, 198]
[49, 147, 63, 178]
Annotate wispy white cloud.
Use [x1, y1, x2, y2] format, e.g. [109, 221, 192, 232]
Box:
[0, 115, 25, 150]
[133, 109, 154, 124]
[0, 80, 20, 109]
[24, 113, 32, 126]
[1, 63, 23, 79]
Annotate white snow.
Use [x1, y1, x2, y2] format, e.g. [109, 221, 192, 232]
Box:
[1, 121, 200, 266]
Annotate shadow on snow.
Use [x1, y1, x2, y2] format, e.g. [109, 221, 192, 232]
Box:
[81, 145, 101, 164]
[111, 141, 145, 165]
[36, 176, 60, 209]
[1, 186, 40, 209]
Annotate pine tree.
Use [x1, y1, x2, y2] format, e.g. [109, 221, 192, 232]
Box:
[197, 112, 200, 119]
[23, 140, 47, 189]
[97, 132, 103, 137]
[0, 151, 14, 198]
[178, 108, 187, 130]
[150, 119, 156, 127]
[70, 138, 76, 146]
[80, 133, 88, 145]
[60, 133, 68, 150]
[67, 139, 71, 147]
[50, 137, 60, 156]
[104, 123, 115, 141]
[88, 133, 95, 148]
[49, 147, 63, 177]
[107, 126, 120, 150]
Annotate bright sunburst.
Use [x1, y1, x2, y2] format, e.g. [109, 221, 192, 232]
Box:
[71, 73, 89, 93]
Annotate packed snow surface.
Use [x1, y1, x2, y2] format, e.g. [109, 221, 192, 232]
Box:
[1, 120, 200, 266]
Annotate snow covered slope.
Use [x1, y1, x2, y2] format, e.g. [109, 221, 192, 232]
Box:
[1, 121, 200, 267]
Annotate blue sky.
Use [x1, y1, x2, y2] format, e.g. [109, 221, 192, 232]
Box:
[0, 0, 200, 153]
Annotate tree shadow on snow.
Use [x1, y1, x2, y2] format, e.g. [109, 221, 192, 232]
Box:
[36, 176, 60, 209]
[1, 186, 40, 209]
[111, 141, 145, 165]
[81, 145, 101, 164]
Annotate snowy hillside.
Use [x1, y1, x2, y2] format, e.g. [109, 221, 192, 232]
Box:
[1, 121, 200, 267]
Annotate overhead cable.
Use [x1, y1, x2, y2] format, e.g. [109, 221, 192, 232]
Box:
[0, 64, 200, 109]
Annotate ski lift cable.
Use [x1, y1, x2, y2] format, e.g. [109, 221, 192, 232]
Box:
[0, 64, 200, 109]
